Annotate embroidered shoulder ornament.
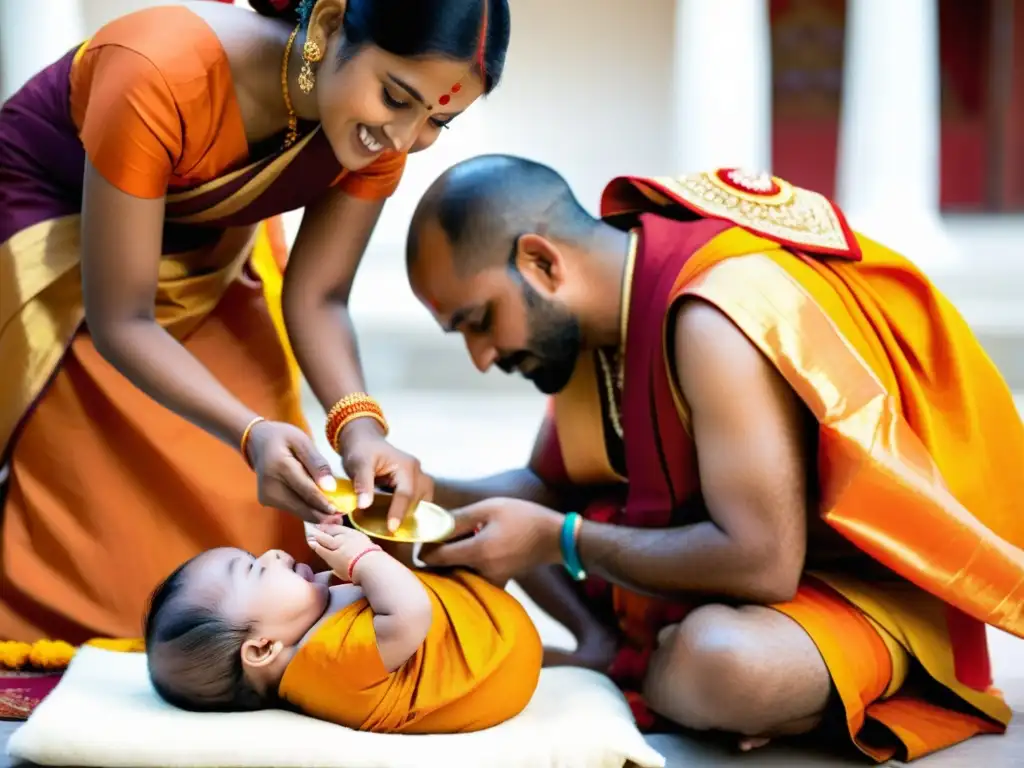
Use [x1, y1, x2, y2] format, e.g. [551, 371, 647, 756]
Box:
[632, 168, 860, 260]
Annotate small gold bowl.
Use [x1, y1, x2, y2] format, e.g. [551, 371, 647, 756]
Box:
[322, 479, 455, 544]
[349, 500, 456, 543]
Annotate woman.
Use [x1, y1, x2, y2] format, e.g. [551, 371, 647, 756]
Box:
[0, 0, 510, 643]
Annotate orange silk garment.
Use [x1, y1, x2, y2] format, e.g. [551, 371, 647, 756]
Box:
[594, 173, 1024, 647]
[278, 570, 543, 733]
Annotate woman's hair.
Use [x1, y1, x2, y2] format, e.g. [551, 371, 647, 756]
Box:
[249, 0, 511, 93]
[144, 558, 267, 713]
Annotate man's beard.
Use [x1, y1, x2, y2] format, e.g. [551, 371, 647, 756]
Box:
[497, 281, 582, 395]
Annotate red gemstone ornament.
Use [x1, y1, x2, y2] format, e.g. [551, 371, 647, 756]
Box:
[714, 168, 782, 196]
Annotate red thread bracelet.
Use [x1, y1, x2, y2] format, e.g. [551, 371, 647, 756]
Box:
[347, 545, 383, 582]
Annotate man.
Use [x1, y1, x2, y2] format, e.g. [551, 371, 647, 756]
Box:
[407, 155, 1024, 762]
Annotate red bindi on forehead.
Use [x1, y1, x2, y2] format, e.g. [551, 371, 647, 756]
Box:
[436, 0, 486, 106]
[438, 82, 461, 107]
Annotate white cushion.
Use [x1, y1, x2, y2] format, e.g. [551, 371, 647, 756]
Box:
[8, 647, 665, 768]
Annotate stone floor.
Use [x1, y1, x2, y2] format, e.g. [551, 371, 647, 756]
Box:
[4, 391, 1023, 766]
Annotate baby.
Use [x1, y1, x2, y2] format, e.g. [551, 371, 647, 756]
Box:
[144, 524, 542, 733]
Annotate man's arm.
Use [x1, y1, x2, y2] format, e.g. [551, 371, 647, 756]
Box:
[431, 414, 566, 510]
[576, 299, 810, 604]
[432, 420, 610, 651]
[432, 469, 558, 510]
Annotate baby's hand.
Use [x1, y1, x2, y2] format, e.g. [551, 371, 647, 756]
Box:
[307, 523, 380, 581]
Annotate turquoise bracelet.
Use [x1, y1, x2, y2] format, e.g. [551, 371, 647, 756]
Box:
[560, 512, 587, 581]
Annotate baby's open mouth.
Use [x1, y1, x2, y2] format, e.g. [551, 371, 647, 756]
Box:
[294, 562, 315, 583]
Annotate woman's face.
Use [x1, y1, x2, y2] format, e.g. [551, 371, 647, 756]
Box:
[314, 38, 485, 171]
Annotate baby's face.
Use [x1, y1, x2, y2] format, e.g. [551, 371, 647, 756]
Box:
[188, 547, 329, 647]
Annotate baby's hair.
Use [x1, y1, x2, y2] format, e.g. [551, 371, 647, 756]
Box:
[144, 557, 267, 712]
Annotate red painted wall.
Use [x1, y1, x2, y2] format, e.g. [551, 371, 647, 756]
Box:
[769, 0, 1015, 211]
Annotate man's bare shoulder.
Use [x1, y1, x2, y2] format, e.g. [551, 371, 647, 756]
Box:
[672, 299, 773, 400]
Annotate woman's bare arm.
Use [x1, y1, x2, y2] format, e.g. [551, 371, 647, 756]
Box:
[80, 161, 260, 447]
[281, 186, 383, 438]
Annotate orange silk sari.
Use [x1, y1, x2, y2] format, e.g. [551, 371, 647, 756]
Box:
[0, 10, 403, 643]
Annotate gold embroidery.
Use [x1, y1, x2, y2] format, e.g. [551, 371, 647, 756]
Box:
[640, 170, 854, 254]
[0, 687, 40, 719]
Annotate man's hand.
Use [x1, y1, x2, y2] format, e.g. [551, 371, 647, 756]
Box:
[419, 499, 564, 585]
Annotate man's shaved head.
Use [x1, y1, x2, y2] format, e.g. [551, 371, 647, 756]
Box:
[406, 155, 619, 395]
[406, 154, 598, 276]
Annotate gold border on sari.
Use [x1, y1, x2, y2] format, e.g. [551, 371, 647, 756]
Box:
[0, 214, 256, 458]
[165, 128, 319, 222]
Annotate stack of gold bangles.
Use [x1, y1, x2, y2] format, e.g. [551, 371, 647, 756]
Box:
[237, 393, 388, 467]
[324, 392, 389, 452]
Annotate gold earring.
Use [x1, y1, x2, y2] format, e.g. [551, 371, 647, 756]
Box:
[298, 38, 323, 95]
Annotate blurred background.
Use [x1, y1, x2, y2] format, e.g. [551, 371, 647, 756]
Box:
[2, 0, 1022, 479]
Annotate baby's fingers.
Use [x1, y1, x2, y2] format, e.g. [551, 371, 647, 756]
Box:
[307, 529, 339, 550]
[316, 522, 348, 537]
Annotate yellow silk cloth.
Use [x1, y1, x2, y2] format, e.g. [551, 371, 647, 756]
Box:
[248, 216, 305, 428]
[279, 570, 543, 734]
[0, 214, 259, 459]
[672, 227, 1022, 759]
[0, 216, 312, 642]
[0, 113, 325, 463]
[675, 226, 1024, 638]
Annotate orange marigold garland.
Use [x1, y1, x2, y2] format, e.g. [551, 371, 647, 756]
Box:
[0, 638, 144, 672]
[0, 642, 31, 670]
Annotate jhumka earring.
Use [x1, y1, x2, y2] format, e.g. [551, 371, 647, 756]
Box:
[298, 38, 323, 95]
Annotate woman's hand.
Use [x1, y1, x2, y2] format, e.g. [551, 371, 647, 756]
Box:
[338, 419, 435, 532]
[246, 420, 342, 524]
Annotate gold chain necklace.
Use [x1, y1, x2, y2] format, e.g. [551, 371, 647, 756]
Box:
[280, 26, 300, 150]
[595, 230, 638, 441]
[597, 348, 624, 439]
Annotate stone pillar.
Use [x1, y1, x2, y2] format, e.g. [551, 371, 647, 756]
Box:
[672, 0, 773, 175]
[0, 0, 85, 100]
[835, 0, 956, 269]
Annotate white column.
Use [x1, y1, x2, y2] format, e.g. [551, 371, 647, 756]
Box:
[672, 0, 772, 175]
[0, 0, 86, 100]
[835, 0, 956, 270]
